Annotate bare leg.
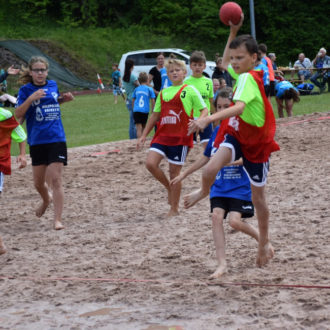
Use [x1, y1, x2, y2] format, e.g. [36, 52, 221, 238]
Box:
[251, 185, 274, 267]
[276, 97, 284, 118]
[210, 208, 227, 278]
[145, 151, 171, 204]
[184, 146, 232, 209]
[0, 236, 6, 255]
[135, 123, 143, 139]
[167, 163, 183, 217]
[114, 94, 118, 104]
[228, 212, 259, 241]
[33, 165, 52, 217]
[46, 163, 64, 230]
[285, 99, 294, 117]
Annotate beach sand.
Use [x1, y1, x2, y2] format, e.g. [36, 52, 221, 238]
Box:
[0, 112, 329, 329]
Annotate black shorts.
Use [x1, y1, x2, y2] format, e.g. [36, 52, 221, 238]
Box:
[210, 197, 254, 219]
[264, 85, 271, 97]
[270, 81, 275, 97]
[133, 112, 149, 125]
[30, 142, 67, 166]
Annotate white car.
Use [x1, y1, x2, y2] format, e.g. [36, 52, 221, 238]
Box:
[118, 48, 216, 79]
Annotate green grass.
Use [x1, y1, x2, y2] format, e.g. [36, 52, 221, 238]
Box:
[9, 91, 330, 156]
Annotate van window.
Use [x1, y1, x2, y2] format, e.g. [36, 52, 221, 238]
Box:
[127, 54, 145, 66]
[144, 53, 158, 65]
[163, 52, 189, 64]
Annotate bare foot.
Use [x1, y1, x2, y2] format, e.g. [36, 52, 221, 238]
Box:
[183, 189, 208, 209]
[166, 209, 179, 218]
[209, 262, 227, 279]
[256, 242, 274, 267]
[54, 220, 64, 230]
[0, 238, 7, 255]
[35, 194, 52, 218]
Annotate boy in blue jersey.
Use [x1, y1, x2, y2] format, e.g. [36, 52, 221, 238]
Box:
[172, 88, 258, 278]
[111, 63, 124, 104]
[132, 72, 156, 138]
[185, 51, 214, 148]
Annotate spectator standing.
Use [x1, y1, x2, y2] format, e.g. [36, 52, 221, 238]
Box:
[212, 57, 233, 87]
[111, 63, 124, 104]
[123, 58, 139, 139]
[148, 52, 165, 96]
[259, 44, 275, 98]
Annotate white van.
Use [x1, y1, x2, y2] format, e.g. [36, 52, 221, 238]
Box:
[118, 48, 216, 79]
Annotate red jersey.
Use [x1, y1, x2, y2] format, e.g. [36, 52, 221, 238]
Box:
[265, 56, 275, 82]
[214, 70, 279, 163]
[0, 115, 19, 175]
[151, 85, 193, 147]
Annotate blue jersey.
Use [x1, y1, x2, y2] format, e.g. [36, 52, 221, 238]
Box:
[255, 62, 269, 86]
[16, 80, 66, 146]
[275, 80, 298, 98]
[204, 126, 251, 201]
[132, 85, 156, 113]
[160, 67, 172, 90]
[112, 70, 121, 86]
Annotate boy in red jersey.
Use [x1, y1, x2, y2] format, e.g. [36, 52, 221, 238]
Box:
[137, 58, 208, 217]
[184, 15, 280, 267]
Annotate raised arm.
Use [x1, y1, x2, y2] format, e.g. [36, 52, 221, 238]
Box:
[15, 89, 46, 121]
[222, 14, 244, 69]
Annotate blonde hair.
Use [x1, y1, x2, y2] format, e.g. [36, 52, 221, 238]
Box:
[138, 72, 148, 84]
[165, 58, 186, 72]
[18, 56, 49, 85]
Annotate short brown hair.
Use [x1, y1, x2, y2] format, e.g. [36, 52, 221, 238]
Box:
[190, 50, 206, 64]
[138, 72, 148, 83]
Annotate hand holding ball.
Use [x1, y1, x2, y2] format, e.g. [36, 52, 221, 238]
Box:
[219, 2, 243, 26]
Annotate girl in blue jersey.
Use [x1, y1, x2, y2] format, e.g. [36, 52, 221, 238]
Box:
[275, 80, 300, 118]
[15, 56, 74, 230]
[171, 88, 259, 278]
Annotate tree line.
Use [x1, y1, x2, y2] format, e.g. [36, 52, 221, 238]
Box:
[3, 0, 329, 64]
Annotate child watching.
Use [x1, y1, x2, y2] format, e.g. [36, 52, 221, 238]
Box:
[137, 58, 208, 217]
[184, 15, 280, 267]
[185, 50, 214, 148]
[111, 63, 124, 104]
[172, 88, 258, 278]
[132, 72, 156, 138]
[0, 107, 27, 254]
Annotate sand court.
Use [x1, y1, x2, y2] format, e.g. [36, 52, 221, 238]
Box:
[0, 112, 329, 329]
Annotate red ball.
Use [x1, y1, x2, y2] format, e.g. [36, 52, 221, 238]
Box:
[219, 2, 243, 26]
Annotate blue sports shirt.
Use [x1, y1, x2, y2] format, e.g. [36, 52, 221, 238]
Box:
[16, 80, 66, 146]
[160, 67, 172, 90]
[204, 126, 251, 201]
[132, 85, 156, 113]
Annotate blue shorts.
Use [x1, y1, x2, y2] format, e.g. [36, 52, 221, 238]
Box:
[150, 143, 189, 165]
[194, 123, 213, 144]
[113, 85, 122, 96]
[220, 134, 270, 187]
[0, 172, 4, 192]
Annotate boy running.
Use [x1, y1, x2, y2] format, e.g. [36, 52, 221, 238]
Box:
[137, 58, 207, 217]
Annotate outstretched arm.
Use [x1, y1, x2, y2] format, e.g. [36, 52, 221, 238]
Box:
[171, 154, 209, 185]
[188, 101, 245, 135]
